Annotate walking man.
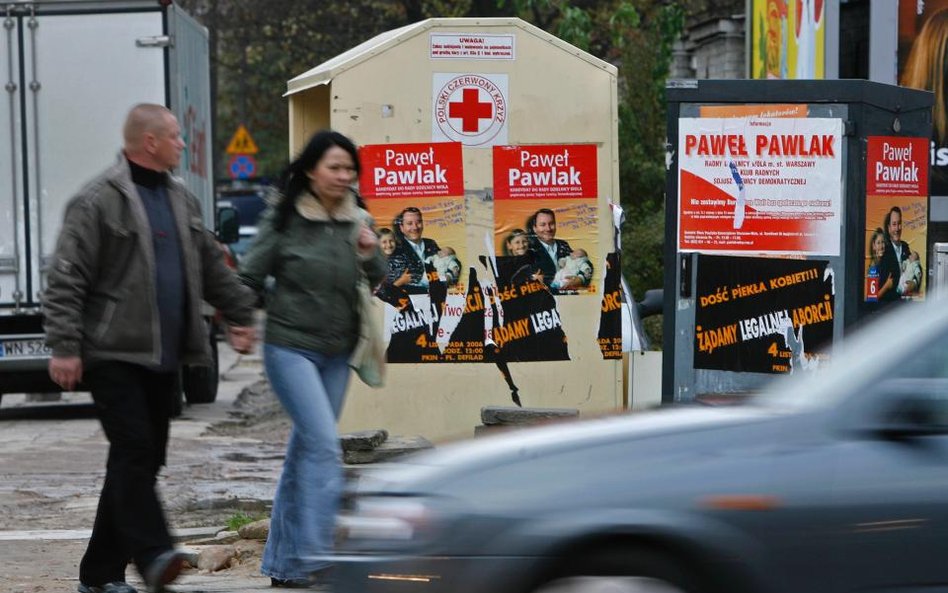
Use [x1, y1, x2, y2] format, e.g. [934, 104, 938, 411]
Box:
[43, 104, 257, 593]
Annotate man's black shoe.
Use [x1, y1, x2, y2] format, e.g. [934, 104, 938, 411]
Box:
[144, 550, 186, 593]
[78, 582, 138, 593]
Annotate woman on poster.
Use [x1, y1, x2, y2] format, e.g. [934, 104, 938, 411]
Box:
[501, 228, 543, 286]
[902, 8, 948, 190]
[868, 227, 894, 302]
[239, 130, 386, 588]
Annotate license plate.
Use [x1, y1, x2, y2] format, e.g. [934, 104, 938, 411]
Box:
[0, 339, 52, 358]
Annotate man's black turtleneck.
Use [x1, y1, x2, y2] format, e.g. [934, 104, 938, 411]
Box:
[128, 157, 185, 372]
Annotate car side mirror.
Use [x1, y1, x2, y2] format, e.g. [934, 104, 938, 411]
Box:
[875, 379, 948, 439]
[217, 206, 239, 244]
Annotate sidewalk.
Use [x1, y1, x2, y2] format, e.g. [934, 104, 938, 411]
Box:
[0, 345, 281, 592]
[0, 344, 415, 593]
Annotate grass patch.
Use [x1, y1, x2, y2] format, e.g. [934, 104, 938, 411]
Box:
[225, 511, 266, 532]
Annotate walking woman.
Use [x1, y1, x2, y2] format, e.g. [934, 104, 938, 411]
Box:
[239, 130, 386, 588]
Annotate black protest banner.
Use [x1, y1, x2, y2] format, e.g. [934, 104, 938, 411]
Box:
[436, 268, 492, 363]
[492, 253, 570, 362]
[695, 254, 833, 374]
[598, 252, 622, 359]
[385, 267, 492, 363]
[385, 295, 440, 363]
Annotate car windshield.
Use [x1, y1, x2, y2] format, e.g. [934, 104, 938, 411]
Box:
[753, 299, 948, 411]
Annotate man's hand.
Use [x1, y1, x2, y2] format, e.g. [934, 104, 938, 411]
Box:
[228, 325, 256, 354]
[49, 356, 82, 391]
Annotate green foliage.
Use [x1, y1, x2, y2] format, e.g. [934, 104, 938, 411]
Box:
[182, 0, 690, 347]
[556, 6, 593, 51]
[225, 511, 265, 532]
[621, 201, 665, 302]
[613, 3, 682, 308]
[609, 2, 641, 48]
[180, 0, 408, 179]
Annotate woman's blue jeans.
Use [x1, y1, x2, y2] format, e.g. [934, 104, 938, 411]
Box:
[260, 343, 351, 580]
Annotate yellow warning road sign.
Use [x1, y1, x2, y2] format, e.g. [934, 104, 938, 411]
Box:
[226, 124, 259, 155]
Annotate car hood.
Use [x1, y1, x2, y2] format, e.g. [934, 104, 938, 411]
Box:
[356, 405, 789, 495]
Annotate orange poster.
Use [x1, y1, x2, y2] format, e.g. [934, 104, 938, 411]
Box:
[492, 144, 598, 295]
[864, 136, 928, 303]
[359, 142, 466, 295]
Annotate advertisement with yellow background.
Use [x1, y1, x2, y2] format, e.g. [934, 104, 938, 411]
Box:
[864, 136, 928, 304]
[751, 0, 825, 79]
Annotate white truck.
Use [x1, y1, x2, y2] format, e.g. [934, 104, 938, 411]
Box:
[0, 0, 230, 405]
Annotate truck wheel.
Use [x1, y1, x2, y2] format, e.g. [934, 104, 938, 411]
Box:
[182, 333, 219, 404]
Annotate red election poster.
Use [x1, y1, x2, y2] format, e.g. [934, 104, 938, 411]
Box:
[678, 117, 843, 255]
[360, 141, 473, 364]
[493, 144, 599, 294]
[864, 136, 928, 303]
[359, 142, 466, 295]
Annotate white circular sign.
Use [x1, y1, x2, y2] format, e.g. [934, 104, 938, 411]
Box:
[434, 74, 507, 146]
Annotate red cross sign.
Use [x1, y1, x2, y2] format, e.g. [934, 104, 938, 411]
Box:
[433, 73, 509, 147]
[449, 88, 493, 132]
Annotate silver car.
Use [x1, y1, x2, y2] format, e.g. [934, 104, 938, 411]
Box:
[331, 299, 948, 593]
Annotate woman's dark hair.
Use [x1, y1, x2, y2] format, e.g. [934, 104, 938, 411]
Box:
[901, 8, 948, 142]
[272, 130, 361, 231]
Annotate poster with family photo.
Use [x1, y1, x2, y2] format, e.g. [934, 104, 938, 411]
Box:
[360, 141, 466, 300]
[863, 136, 928, 304]
[359, 141, 468, 363]
[492, 144, 599, 295]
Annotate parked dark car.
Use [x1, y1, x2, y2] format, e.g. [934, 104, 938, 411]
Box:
[217, 185, 268, 228]
[330, 299, 948, 593]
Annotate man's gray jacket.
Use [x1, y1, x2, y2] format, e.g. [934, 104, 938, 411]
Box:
[43, 156, 256, 367]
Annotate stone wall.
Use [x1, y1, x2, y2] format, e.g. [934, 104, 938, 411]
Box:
[671, 14, 746, 81]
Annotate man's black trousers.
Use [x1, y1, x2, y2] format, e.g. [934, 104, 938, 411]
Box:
[79, 361, 177, 586]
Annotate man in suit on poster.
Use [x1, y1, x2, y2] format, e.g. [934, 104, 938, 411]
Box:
[526, 208, 591, 292]
[879, 206, 920, 302]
